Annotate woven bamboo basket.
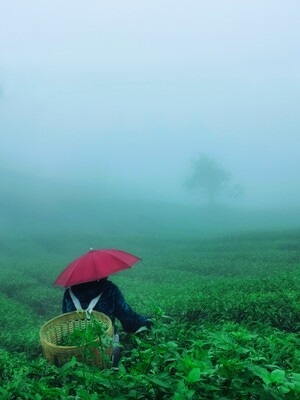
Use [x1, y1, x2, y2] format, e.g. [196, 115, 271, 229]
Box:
[39, 311, 113, 367]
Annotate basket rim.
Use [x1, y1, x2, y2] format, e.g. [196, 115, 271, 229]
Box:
[39, 310, 113, 350]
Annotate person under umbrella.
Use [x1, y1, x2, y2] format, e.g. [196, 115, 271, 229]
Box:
[62, 278, 151, 333]
[55, 248, 152, 366]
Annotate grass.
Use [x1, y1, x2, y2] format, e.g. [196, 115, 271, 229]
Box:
[1, 228, 300, 398]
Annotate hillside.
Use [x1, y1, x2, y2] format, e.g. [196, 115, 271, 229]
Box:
[1, 166, 300, 236]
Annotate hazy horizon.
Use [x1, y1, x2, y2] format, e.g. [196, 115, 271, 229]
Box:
[1, 1, 300, 210]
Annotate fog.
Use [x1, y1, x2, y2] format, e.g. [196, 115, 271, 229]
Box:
[1, 1, 300, 234]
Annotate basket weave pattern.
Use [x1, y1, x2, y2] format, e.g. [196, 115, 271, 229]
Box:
[40, 311, 113, 367]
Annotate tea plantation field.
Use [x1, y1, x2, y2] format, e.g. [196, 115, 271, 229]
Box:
[1, 229, 300, 399]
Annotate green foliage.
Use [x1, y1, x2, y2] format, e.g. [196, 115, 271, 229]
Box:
[59, 315, 109, 347]
[1, 229, 300, 398]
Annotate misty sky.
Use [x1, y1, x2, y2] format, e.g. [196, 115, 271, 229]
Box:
[1, 0, 300, 207]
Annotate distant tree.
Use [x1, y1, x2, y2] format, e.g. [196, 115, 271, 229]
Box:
[184, 154, 242, 205]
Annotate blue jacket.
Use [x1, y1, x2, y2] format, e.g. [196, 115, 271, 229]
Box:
[62, 279, 150, 333]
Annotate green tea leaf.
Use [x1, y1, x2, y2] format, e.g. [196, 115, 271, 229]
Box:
[187, 367, 201, 383]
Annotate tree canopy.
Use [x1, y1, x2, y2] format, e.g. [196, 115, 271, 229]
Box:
[184, 154, 242, 205]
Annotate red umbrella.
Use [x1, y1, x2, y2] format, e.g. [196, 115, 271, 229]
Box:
[54, 248, 142, 287]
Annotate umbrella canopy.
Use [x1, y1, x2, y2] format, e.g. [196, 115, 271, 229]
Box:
[54, 248, 142, 287]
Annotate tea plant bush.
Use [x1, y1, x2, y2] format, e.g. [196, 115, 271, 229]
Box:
[0, 228, 300, 398]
